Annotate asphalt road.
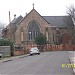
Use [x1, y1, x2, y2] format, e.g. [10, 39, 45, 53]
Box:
[0, 51, 74, 75]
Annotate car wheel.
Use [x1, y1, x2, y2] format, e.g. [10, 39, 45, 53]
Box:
[30, 54, 33, 56]
[38, 53, 40, 55]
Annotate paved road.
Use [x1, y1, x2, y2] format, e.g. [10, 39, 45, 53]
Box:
[0, 51, 74, 75]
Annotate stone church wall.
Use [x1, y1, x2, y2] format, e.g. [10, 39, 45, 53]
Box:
[15, 9, 52, 45]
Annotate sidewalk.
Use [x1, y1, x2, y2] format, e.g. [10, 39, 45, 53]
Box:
[68, 51, 75, 74]
[70, 57, 75, 73]
[0, 54, 29, 63]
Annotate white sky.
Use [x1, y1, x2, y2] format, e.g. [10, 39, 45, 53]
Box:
[0, 0, 75, 26]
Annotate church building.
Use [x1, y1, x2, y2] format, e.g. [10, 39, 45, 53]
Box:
[2, 5, 73, 48]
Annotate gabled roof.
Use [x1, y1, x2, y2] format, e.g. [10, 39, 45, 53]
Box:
[11, 15, 23, 24]
[43, 16, 74, 27]
[19, 9, 49, 24]
[8, 9, 73, 28]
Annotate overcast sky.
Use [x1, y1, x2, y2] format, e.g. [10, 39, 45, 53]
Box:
[0, 0, 75, 26]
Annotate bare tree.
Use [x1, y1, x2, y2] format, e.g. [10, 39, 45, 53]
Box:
[66, 5, 75, 44]
[67, 5, 75, 25]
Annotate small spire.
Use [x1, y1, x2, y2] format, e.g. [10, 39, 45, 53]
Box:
[32, 3, 34, 9]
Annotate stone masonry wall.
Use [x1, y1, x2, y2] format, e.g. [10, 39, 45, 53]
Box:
[0, 46, 11, 57]
[15, 9, 51, 45]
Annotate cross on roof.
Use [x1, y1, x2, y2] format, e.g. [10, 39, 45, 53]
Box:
[32, 3, 34, 9]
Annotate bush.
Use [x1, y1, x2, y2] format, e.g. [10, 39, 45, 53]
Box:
[35, 33, 47, 45]
[35, 33, 47, 51]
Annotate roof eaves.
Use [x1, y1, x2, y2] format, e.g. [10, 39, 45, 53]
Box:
[18, 9, 50, 24]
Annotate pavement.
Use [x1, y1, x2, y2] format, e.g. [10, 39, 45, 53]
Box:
[0, 54, 29, 63]
[68, 51, 75, 74]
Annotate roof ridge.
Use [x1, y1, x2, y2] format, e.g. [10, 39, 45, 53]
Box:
[42, 15, 67, 17]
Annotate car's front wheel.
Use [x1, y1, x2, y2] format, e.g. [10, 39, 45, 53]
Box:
[30, 54, 33, 56]
[38, 53, 40, 55]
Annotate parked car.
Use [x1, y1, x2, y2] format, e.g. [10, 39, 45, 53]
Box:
[29, 47, 40, 55]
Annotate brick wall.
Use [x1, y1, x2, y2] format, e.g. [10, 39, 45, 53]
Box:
[25, 44, 75, 51]
[13, 44, 75, 56]
[14, 50, 25, 56]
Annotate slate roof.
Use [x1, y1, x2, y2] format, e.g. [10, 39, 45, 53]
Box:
[11, 15, 23, 24]
[10, 15, 73, 28]
[43, 16, 71, 27]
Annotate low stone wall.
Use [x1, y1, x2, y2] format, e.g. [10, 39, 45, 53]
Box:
[0, 46, 11, 57]
[14, 50, 25, 56]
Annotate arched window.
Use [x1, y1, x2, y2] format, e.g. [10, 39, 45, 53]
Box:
[20, 28, 24, 42]
[21, 31, 23, 41]
[28, 21, 40, 40]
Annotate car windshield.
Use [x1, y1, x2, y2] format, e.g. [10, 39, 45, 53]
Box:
[31, 47, 38, 51]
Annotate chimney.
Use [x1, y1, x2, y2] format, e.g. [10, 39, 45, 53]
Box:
[9, 11, 11, 23]
[14, 14, 16, 19]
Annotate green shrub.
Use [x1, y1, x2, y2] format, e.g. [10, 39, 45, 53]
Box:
[35, 33, 47, 45]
